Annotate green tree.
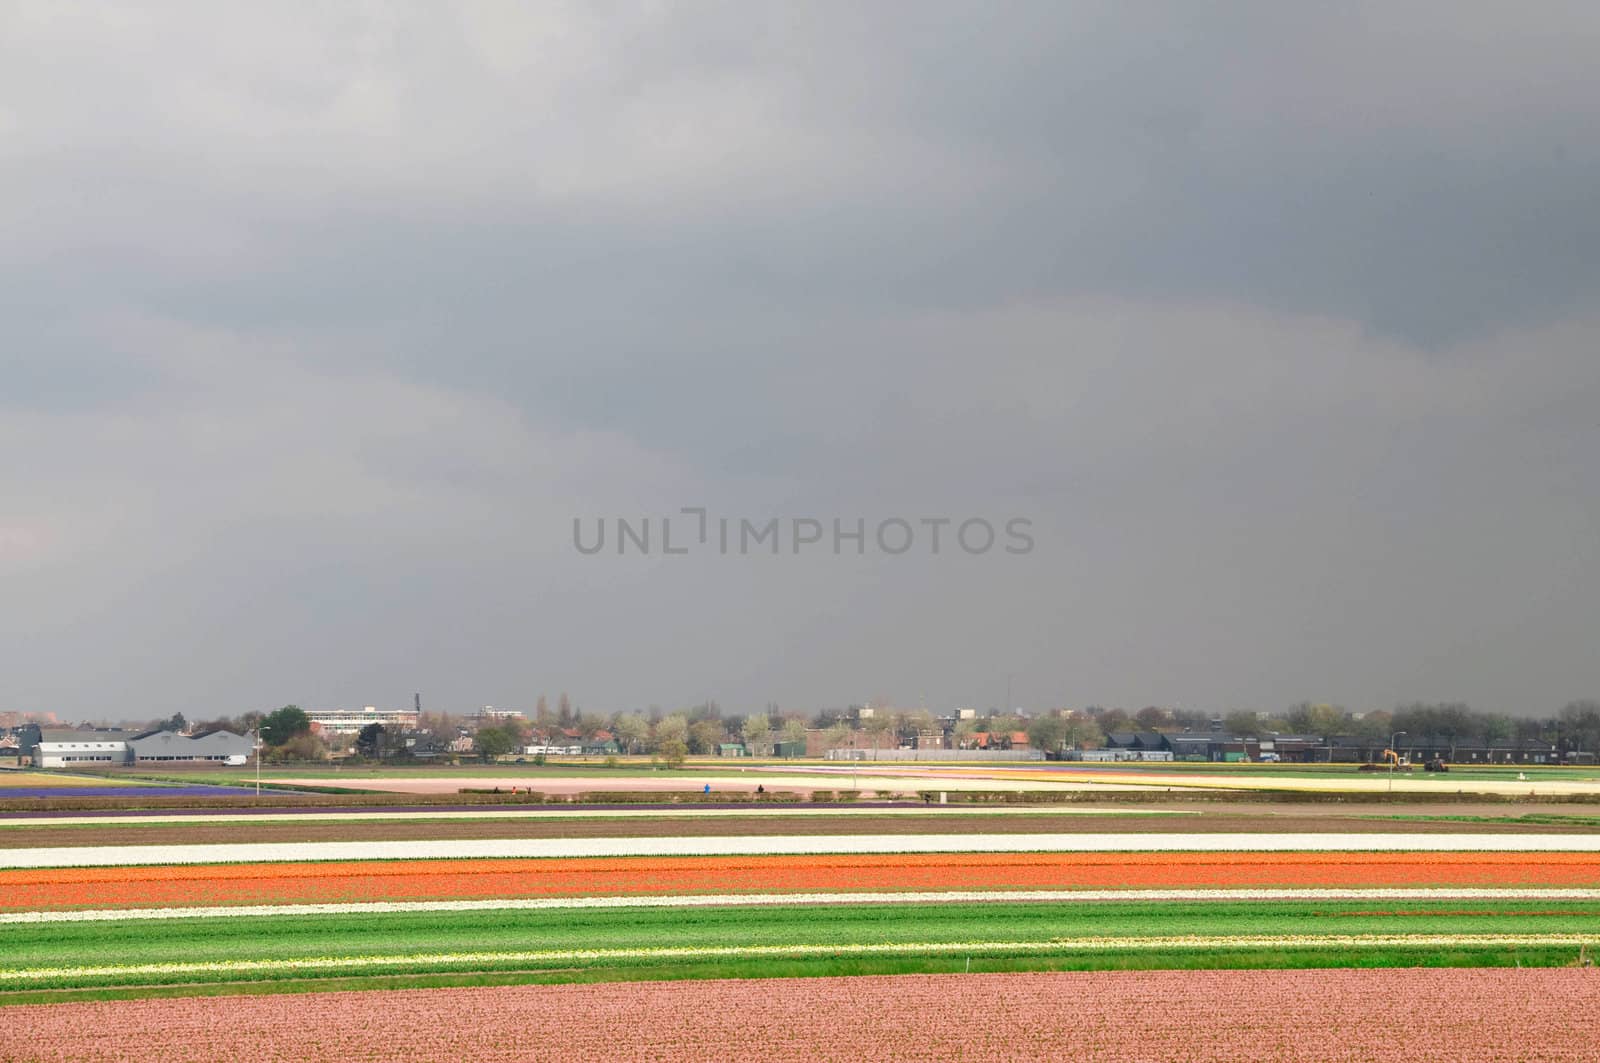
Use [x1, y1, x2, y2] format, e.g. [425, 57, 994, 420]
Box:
[1561, 700, 1600, 755]
[741, 713, 772, 756]
[268, 730, 327, 763]
[1353, 709, 1393, 744]
[260, 705, 310, 746]
[1027, 715, 1069, 754]
[614, 713, 650, 755]
[655, 714, 689, 751]
[475, 725, 516, 760]
[689, 719, 725, 755]
[779, 718, 809, 755]
[355, 723, 386, 758]
[1223, 710, 1261, 736]
[1482, 713, 1515, 742]
[657, 737, 688, 769]
[1065, 714, 1105, 751]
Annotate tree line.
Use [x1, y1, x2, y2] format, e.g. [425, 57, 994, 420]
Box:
[142, 697, 1600, 763]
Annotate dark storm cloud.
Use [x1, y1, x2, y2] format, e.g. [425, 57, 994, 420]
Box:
[1, 2, 1597, 720]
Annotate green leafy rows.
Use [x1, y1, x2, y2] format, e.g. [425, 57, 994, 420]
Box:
[5, 900, 1600, 991]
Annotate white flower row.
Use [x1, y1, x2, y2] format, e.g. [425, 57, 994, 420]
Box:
[7, 888, 1600, 924]
[5, 934, 1598, 984]
[0, 807, 1180, 829]
[8, 832, 1600, 869]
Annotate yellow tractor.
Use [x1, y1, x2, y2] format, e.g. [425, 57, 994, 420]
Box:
[1380, 748, 1413, 771]
[1359, 748, 1414, 772]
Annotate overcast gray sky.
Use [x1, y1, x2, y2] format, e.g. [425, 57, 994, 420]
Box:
[3, 2, 1598, 722]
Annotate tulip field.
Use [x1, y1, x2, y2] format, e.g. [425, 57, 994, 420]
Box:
[8, 969, 1600, 1061]
[3, 830, 1600, 996]
[3, 792, 1599, 1060]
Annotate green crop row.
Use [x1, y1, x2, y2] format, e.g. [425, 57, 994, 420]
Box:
[5, 900, 1600, 992]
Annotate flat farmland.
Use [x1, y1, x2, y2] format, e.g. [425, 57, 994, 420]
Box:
[8, 851, 1600, 911]
[247, 760, 1600, 798]
[7, 969, 1599, 1062]
[8, 808, 1600, 848]
[4, 899, 1600, 995]
[4, 794, 1600, 1014]
[266, 772, 1161, 795]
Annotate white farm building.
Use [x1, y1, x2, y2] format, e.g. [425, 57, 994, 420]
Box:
[27, 728, 253, 767]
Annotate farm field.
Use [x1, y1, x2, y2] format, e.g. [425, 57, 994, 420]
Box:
[10, 808, 1600, 848]
[4, 796, 1600, 1020]
[9, 832, 1600, 871]
[6, 969, 1600, 1062]
[0, 773, 143, 789]
[120, 759, 1600, 783]
[265, 768, 1600, 798]
[240, 761, 1600, 799]
[4, 899, 1600, 995]
[10, 851, 1600, 910]
[0, 771, 259, 801]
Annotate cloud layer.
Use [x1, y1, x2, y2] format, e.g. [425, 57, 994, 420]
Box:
[3, 3, 1597, 719]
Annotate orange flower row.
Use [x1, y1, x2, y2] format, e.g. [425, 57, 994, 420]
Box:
[8, 851, 1600, 910]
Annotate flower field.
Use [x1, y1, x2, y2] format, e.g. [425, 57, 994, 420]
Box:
[3, 897, 1599, 992]
[7, 830, 1600, 869]
[0, 785, 258, 800]
[0, 773, 139, 789]
[7, 851, 1600, 910]
[1, 805, 1599, 1063]
[0, 772, 264, 800]
[7, 969, 1600, 1062]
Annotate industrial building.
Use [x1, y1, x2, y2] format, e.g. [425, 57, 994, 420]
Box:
[29, 729, 129, 768]
[24, 728, 253, 767]
[125, 729, 253, 765]
[306, 706, 420, 735]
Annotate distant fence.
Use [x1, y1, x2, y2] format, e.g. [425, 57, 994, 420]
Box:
[825, 748, 1045, 762]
